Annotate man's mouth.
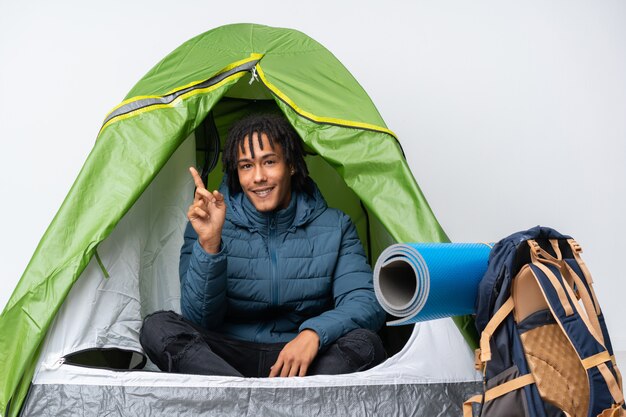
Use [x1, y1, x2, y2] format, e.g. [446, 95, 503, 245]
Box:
[252, 187, 274, 198]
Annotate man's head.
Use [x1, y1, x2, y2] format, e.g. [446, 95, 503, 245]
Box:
[222, 114, 309, 212]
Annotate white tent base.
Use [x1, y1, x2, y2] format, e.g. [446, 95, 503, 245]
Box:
[22, 379, 480, 416]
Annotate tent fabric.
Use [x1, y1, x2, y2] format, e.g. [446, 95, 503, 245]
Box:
[0, 23, 475, 416]
[22, 382, 480, 417]
[32, 137, 196, 374]
[23, 317, 480, 416]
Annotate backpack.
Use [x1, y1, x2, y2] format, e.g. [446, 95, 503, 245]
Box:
[464, 226, 625, 417]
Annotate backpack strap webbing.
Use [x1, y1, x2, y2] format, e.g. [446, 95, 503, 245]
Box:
[463, 374, 535, 417]
[565, 239, 623, 392]
[479, 296, 514, 363]
[528, 240, 575, 316]
[529, 240, 606, 344]
[567, 239, 602, 314]
[563, 260, 605, 345]
[598, 362, 625, 406]
[583, 351, 613, 370]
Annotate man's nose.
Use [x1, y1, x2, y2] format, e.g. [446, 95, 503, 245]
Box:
[253, 165, 267, 182]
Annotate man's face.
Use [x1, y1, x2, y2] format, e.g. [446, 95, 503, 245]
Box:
[237, 132, 292, 212]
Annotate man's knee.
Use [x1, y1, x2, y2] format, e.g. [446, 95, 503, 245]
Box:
[139, 310, 186, 352]
[140, 310, 204, 372]
[337, 329, 387, 371]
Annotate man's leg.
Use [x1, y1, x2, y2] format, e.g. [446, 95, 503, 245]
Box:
[205, 336, 285, 378]
[308, 329, 387, 375]
[139, 310, 243, 376]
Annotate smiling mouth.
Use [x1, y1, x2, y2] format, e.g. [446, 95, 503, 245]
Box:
[252, 187, 274, 198]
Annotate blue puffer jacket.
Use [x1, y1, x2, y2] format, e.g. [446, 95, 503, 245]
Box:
[179, 179, 386, 349]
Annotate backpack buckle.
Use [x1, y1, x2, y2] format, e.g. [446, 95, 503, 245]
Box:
[528, 240, 541, 255]
[474, 349, 484, 371]
[570, 240, 583, 253]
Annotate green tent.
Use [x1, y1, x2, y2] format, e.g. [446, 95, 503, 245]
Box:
[0, 23, 478, 417]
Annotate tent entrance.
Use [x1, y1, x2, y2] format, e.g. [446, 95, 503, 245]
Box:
[64, 348, 145, 370]
[193, 91, 414, 356]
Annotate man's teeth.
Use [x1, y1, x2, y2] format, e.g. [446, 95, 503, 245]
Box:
[255, 189, 272, 197]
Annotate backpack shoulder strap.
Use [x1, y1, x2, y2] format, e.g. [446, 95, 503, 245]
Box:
[526, 239, 624, 409]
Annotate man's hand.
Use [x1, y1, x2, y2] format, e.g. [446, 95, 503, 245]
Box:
[269, 330, 320, 377]
[187, 167, 226, 254]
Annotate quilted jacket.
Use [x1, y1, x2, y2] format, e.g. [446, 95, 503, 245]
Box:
[179, 179, 386, 349]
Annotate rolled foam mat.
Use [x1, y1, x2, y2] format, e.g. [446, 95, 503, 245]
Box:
[373, 243, 492, 325]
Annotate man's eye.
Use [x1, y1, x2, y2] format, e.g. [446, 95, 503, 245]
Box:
[239, 163, 252, 170]
[265, 159, 276, 165]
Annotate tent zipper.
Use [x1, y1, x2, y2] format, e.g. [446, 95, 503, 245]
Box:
[101, 57, 261, 131]
[249, 67, 259, 85]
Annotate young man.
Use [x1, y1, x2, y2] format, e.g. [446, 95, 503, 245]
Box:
[140, 114, 386, 377]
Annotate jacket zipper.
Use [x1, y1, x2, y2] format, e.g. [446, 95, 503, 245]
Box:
[268, 216, 279, 306]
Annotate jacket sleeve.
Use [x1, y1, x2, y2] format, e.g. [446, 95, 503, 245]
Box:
[298, 214, 386, 349]
[179, 222, 227, 329]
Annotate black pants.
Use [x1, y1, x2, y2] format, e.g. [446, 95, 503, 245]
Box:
[140, 310, 387, 377]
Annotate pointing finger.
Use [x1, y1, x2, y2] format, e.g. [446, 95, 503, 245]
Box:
[189, 167, 206, 190]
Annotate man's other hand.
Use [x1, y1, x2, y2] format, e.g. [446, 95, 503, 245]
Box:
[269, 329, 320, 377]
[187, 167, 226, 254]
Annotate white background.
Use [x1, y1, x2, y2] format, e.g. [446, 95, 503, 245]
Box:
[1, 1, 624, 351]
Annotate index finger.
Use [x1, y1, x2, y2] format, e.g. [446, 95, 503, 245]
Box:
[188, 167, 206, 190]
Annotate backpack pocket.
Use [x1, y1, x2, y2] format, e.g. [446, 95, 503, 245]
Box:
[478, 365, 531, 417]
[519, 309, 589, 417]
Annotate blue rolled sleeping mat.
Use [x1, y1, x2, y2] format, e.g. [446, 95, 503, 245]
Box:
[373, 243, 492, 325]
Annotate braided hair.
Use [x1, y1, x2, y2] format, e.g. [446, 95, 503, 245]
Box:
[222, 113, 310, 195]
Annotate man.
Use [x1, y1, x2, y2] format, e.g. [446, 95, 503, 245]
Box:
[140, 113, 386, 377]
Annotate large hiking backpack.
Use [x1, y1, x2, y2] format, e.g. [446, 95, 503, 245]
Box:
[465, 226, 625, 417]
